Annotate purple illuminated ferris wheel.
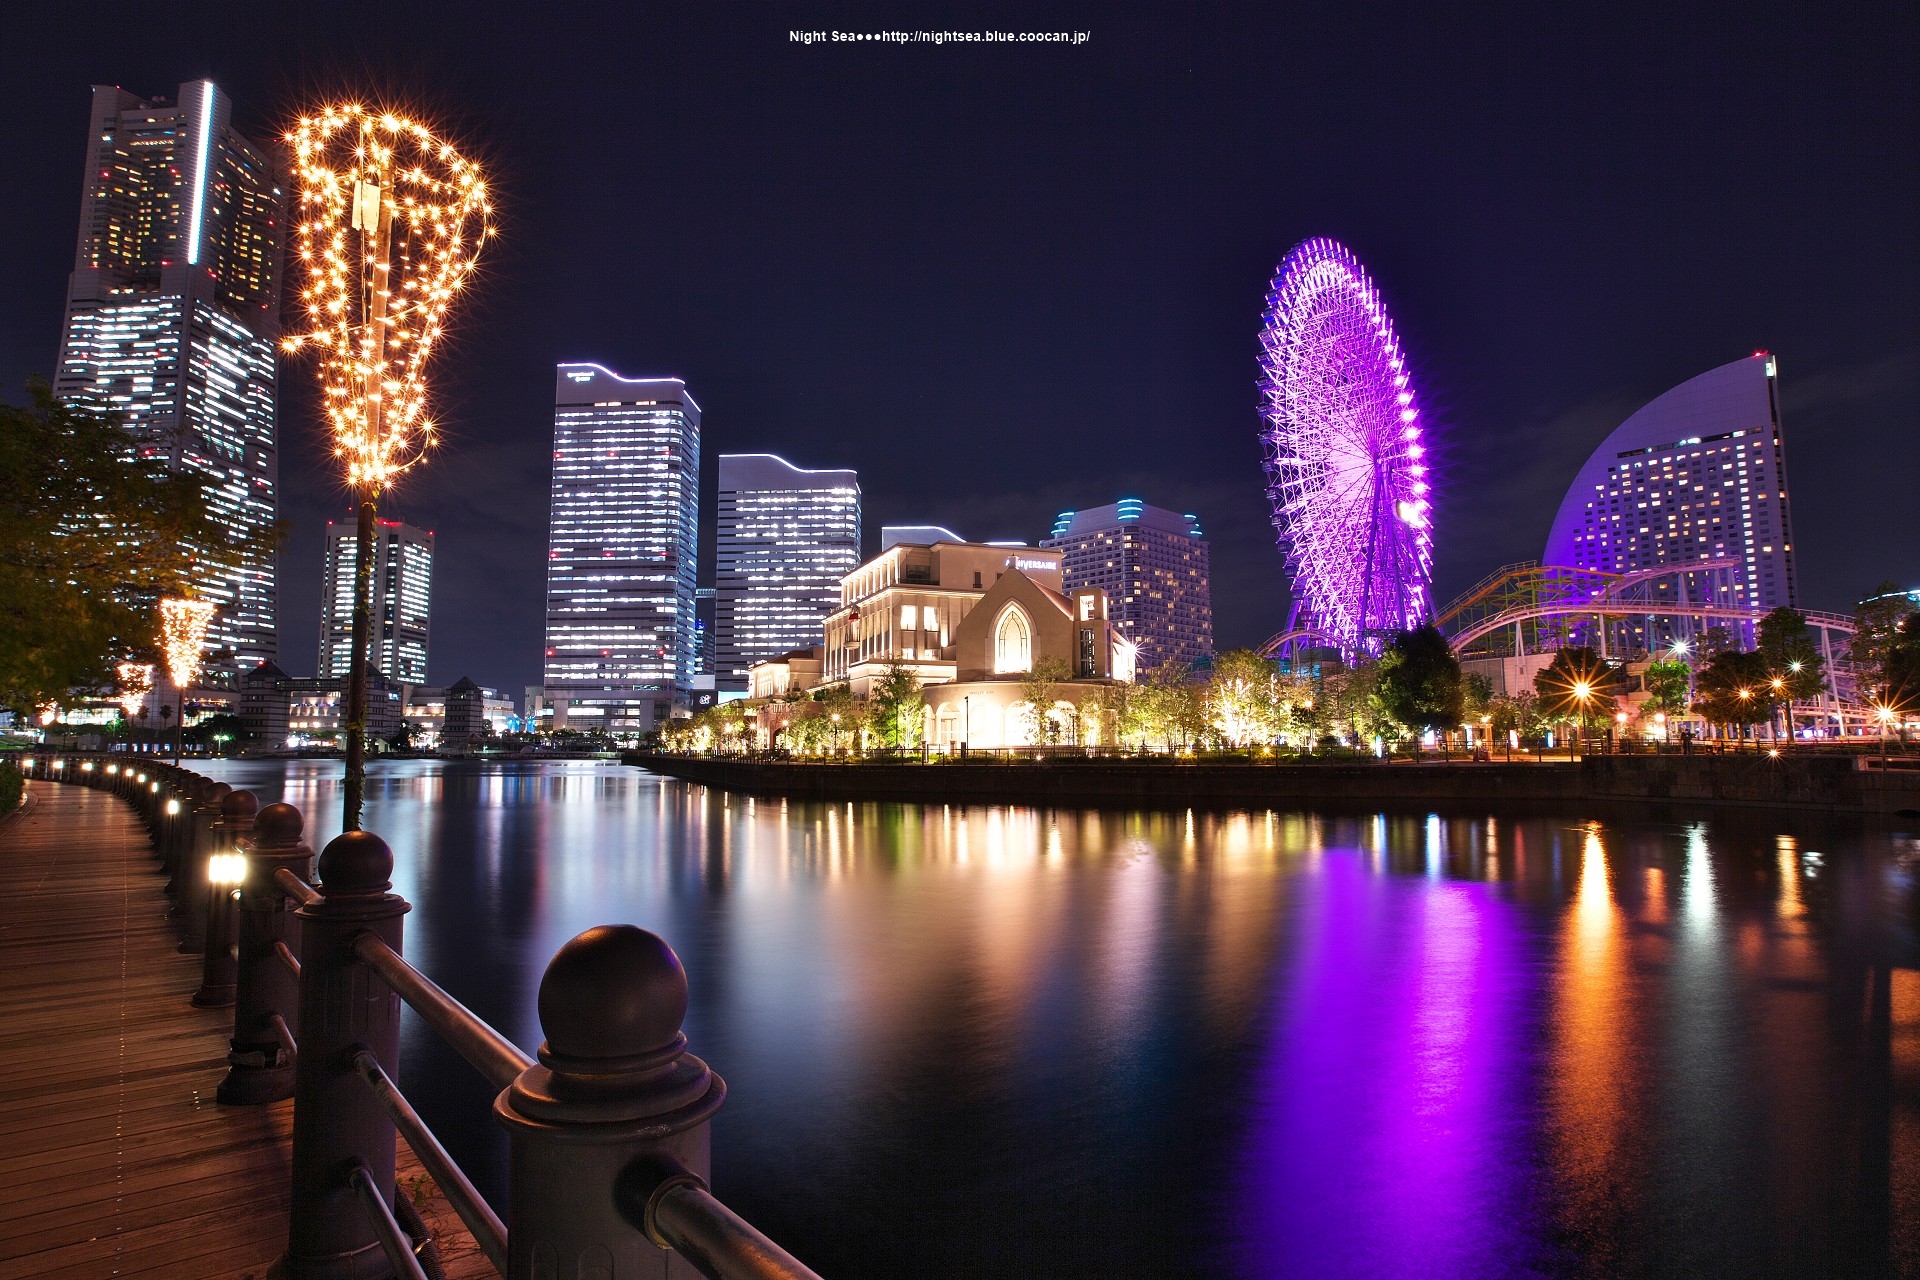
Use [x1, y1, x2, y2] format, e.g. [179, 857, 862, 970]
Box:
[1258, 238, 1433, 657]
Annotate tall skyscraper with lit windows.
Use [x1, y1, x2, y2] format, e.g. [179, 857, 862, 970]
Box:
[1543, 354, 1798, 635]
[54, 80, 284, 685]
[714, 454, 860, 692]
[318, 517, 434, 685]
[1043, 499, 1213, 669]
[541, 364, 700, 734]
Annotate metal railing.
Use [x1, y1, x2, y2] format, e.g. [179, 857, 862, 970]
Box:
[22, 752, 826, 1280]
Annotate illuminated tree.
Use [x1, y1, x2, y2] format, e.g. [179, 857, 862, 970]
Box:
[1373, 624, 1465, 736]
[1534, 647, 1625, 734]
[1643, 658, 1692, 718]
[868, 662, 925, 750]
[282, 103, 493, 830]
[1693, 650, 1772, 737]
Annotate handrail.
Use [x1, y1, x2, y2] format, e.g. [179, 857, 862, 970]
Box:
[268, 1012, 297, 1062]
[273, 866, 322, 907]
[348, 1163, 431, 1280]
[351, 932, 533, 1090]
[639, 1175, 827, 1280]
[273, 940, 302, 978]
[352, 1049, 509, 1276]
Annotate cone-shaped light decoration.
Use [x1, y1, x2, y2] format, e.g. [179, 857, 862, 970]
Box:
[281, 103, 495, 489]
[115, 662, 155, 719]
[158, 599, 217, 693]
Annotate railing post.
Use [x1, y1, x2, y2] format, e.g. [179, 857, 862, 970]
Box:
[220, 801, 316, 1104]
[496, 925, 726, 1279]
[192, 790, 255, 1007]
[170, 781, 229, 905]
[175, 783, 234, 951]
[282, 829, 410, 1280]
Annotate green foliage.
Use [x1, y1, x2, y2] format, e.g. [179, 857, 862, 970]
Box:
[1131, 658, 1207, 749]
[1310, 661, 1389, 744]
[1755, 607, 1826, 700]
[1205, 648, 1283, 746]
[0, 759, 20, 814]
[1693, 649, 1773, 727]
[1485, 690, 1544, 740]
[1533, 647, 1625, 725]
[1642, 658, 1693, 716]
[869, 662, 925, 749]
[1852, 583, 1920, 702]
[0, 384, 233, 716]
[1374, 624, 1465, 733]
[1019, 656, 1074, 744]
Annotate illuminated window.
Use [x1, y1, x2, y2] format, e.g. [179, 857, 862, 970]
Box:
[993, 606, 1032, 675]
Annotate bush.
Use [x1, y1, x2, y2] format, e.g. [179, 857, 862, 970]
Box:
[0, 760, 21, 815]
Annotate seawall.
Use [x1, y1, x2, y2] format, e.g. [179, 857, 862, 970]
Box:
[626, 753, 1920, 816]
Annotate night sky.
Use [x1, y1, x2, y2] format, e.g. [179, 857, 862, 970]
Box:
[3, 2, 1915, 699]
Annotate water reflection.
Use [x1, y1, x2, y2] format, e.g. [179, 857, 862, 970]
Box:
[197, 760, 1920, 1278]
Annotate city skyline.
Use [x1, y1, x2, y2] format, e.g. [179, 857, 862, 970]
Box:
[0, 7, 1914, 701]
[318, 516, 434, 686]
[52, 78, 283, 687]
[1044, 499, 1213, 671]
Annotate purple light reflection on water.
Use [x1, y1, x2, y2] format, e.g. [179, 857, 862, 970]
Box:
[1232, 850, 1545, 1279]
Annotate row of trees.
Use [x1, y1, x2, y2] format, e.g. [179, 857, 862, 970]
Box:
[667, 593, 1920, 757]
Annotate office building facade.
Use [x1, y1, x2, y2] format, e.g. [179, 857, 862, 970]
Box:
[542, 363, 700, 734]
[1543, 355, 1799, 637]
[714, 454, 861, 693]
[318, 517, 434, 685]
[1042, 500, 1213, 670]
[55, 80, 284, 685]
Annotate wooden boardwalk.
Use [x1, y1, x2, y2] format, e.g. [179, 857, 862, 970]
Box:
[0, 780, 491, 1279]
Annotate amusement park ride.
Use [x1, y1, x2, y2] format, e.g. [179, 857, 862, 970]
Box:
[1253, 238, 1866, 724]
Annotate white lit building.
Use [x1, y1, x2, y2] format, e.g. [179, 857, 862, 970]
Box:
[714, 453, 860, 693]
[318, 517, 433, 685]
[1043, 499, 1212, 670]
[1543, 354, 1800, 643]
[55, 80, 284, 685]
[540, 363, 699, 735]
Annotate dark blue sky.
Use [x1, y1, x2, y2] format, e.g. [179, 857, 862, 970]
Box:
[3, 1, 1915, 696]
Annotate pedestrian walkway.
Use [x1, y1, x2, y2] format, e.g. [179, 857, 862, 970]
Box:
[0, 779, 489, 1279]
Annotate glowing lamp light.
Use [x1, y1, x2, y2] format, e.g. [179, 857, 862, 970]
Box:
[107, 764, 119, 775]
[1572, 682, 1592, 700]
[166, 799, 181, 816]
[207, 853, 248, 887]
[82, 761, 94, 772]
[1738, 688, 1752, 700]
[159, 598, 218, 692]
[51, 759, 64, 771]
[150, 781, 160, 793]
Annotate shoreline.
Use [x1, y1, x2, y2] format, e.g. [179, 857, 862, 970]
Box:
[626, 752, 1920, 818]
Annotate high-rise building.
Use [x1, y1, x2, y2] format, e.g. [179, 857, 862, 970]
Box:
[1042, 499, 1213, 669]
[55, 81, 284, 685]
[318, 517, 434, 685]
[1543, 354, 1799, 630]
[542, 363, 700, 734]
[714, 454, 861, 693]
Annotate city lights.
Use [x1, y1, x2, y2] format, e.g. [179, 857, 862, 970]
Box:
[282, 103, 494, 489]
[159, 598, 218, 692]
[1258, 239, 1432, 657]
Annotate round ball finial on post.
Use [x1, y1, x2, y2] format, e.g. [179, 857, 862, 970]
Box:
[317, 830, 394, 897]
[499, 926, 726, 1277]
[254, 802, 304, 848]
[538, 925, 689, 1068]
[221, 789, 260, 823]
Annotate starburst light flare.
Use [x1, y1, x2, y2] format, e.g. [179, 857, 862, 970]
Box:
[116, 663, 155, 720]
[158, 599, 218, 692]
[281, 103, 494, 490]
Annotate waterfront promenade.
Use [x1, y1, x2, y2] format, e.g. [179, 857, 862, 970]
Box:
[0, 781, 487, 1280]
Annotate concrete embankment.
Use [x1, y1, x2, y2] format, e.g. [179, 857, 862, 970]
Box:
[626, 752, 1920, 816]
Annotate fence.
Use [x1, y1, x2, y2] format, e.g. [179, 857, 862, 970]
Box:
[17, 752, 823, 1280]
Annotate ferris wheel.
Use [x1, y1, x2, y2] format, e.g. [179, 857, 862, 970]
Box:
[1257, 238, 1433, 657]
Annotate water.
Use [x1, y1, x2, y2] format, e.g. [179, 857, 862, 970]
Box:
[199, 758, 1920, 1278]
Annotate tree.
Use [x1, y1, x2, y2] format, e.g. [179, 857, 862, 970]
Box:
[1206, 649, 1282, 747]
[1693, 649, 1772, 735]
[1851, 583, 1920, 697]
[1756, 607, 1826, 702]
[1374, 624, 1466, 736]
[1019, 656, 1073, 745]
[1643, 658, 1692, 717]
[868, 662, 924, 750]
[0, 385, 233, 716]
[1534, 647, 1625, 731]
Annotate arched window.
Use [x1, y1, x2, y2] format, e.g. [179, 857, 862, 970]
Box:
[993, 606, 1032, 674]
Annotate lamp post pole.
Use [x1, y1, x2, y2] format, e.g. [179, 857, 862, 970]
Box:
[341, 191, 393, 835]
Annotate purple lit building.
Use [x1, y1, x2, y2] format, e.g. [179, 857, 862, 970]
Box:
[1543, 354, 1798, 637]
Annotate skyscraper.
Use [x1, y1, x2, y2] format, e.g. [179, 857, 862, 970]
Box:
[318, 517, 434, 685]
[714, 454, 861, 692]
[1042, 499, 1213, 669]
[1543, 354, 1799, 629]
[542, 363, 700, 734]
[55, 81, 284, 685]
